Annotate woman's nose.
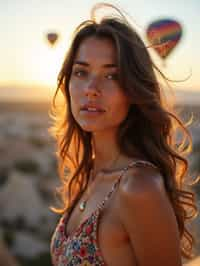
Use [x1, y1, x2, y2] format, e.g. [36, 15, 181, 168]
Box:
[84, 76, 100, 97]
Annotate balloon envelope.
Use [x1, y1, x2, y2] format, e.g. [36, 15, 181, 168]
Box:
[46, 32, 59, 46]
[146, 19, 182, 59]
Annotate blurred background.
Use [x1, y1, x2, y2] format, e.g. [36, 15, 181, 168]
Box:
[0, 0, 199, 265]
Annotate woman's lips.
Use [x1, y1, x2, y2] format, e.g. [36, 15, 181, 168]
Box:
[80, 104, 106, 112]
[80, 106, 105, 116]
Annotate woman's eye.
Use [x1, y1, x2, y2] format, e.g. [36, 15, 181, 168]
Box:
[73, 69, 87, 77]
[106, 73, 119, 80]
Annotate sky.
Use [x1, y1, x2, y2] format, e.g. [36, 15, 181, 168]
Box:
[0, 0, 199, 102]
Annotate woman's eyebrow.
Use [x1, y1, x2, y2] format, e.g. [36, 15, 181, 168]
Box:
[73, 60, 118, 68]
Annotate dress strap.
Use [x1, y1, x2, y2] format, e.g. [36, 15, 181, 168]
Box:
[97, 160, 157, 211]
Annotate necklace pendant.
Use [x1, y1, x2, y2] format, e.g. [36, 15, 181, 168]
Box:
[79, 201, 86, 211]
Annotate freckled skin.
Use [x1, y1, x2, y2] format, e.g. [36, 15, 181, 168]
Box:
[69, 37, 130, 133]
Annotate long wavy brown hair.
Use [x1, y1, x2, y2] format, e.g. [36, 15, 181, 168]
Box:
[48, 3, 199, 260]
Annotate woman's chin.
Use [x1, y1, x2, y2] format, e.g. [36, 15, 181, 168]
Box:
[79, 122, 104, 133]
[81, 125, 100, 132]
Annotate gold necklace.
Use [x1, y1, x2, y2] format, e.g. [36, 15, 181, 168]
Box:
[79, 153, 120, 212]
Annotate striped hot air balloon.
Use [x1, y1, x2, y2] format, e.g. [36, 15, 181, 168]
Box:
[146, 19, 183, 60]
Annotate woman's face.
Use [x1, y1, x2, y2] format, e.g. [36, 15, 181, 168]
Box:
[69, 36, 130, 133]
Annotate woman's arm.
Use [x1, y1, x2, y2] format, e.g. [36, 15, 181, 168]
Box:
[119, 166, 182, 266]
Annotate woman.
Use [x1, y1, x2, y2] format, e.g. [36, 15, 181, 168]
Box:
[49, 3, 198, 266]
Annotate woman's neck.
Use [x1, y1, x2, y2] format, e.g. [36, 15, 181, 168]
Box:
[91, 129, 145, 176]
[92, 130, 120, 174]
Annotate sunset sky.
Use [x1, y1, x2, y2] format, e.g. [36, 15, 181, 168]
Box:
[0, 0, 199, 101]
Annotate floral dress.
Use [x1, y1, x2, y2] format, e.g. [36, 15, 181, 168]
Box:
[50, 160, 156, 266]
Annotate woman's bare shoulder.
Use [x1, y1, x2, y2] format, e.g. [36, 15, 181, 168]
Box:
[119, 161, 166, 199]
[117, 163, 182, 266]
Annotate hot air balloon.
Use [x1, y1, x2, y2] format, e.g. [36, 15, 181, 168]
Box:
[46, 32, 59, 47]
[146, 19, 183, 62]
